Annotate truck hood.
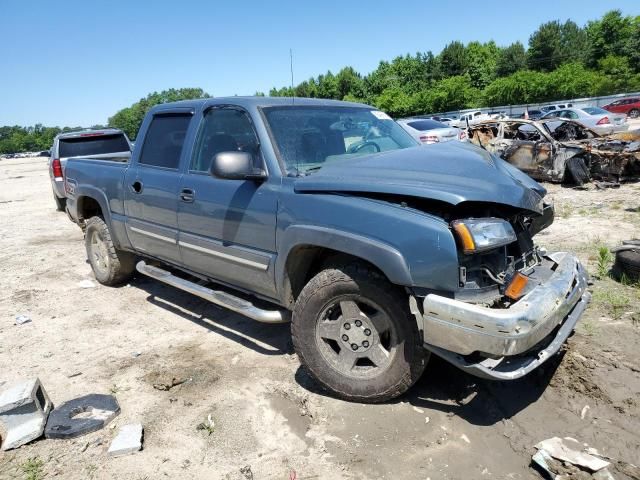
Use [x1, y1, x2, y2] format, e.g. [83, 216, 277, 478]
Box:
[294, 142, 546, 214]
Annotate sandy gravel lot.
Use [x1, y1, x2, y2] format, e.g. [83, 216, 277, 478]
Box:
[0, 156, 639, 480]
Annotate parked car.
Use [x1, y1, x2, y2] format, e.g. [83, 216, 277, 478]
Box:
[541, 107, 627, 135]
[455, 111, 491, 127]
[49, 128, 132, 211]
[540, 103, 573, 114]
[64, 97, 589, 402]
[602, 97, 640, 119]
[468, 118, 640, 184]
[397, 118, 466, 143]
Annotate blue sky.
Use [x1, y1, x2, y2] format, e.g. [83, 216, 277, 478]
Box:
[1, 0, 638, 127]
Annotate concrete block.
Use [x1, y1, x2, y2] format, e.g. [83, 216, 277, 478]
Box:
[45, 394, 120, 439]
[0, 378, 52, 450]
[108, 423, 143, 457]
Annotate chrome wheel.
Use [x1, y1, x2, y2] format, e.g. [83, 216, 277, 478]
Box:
[315, 296, 397, 378]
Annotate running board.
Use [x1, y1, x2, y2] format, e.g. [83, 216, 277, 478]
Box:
[136, 261, 290, 324]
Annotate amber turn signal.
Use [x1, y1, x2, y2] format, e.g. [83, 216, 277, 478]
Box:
[505, 272, 529, 300]
[452, 222, 476, 253]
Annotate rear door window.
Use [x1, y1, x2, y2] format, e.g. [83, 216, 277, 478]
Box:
[58, 134, 129, 158]
[139, 114, 192, 169]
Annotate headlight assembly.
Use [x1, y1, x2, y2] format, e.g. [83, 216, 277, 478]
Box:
[452, 218, 517, 254]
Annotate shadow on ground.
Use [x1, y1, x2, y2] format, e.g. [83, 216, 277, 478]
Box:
[129, 276, 293, 356]
[128, 275, 562, 426]
[295, 351, 564, 426]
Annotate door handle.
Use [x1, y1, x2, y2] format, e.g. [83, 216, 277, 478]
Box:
[131, 181, 143, 194]
[180, 188, 195, 203]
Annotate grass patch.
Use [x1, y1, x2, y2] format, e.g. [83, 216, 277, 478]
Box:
[592, 288, 631, 319]
[556, 203, 574, 218]
[595, 246, 613, 279]
[20, 457, 44, 480]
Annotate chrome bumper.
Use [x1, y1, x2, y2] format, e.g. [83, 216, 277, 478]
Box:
[420, 252, 590, 380]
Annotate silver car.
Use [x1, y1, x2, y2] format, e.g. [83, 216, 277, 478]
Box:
[541, 107, 627, 135]
[397, 118, 466, 144]
[49, 128, 132, 211]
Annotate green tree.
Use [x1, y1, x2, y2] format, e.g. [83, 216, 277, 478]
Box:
[108, 88, 210, 139]
[496, 42, 527, 77]
[586, 10, 634, 67]
[527, 21, 564, 71]
[438, 41, 467, 77]
[465, 41, 500, 89]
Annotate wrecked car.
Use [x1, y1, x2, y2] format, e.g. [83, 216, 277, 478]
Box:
[468, 119, 640, 184]
[63, 97, 590, 403]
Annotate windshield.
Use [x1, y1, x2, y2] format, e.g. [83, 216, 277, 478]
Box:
[582, 107, 608, 116]
[59, 133, 130, 158]
[262, 106, 417, 175]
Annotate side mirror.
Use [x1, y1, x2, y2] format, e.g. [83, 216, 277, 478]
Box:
[210, 151, 266, 180]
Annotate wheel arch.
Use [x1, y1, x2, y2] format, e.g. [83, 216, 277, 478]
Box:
[276, 225, 413, 308]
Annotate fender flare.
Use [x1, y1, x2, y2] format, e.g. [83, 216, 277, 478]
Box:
[275, 224, 414, 296]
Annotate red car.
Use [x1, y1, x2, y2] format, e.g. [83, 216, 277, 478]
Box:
[603, 97, 640, 119]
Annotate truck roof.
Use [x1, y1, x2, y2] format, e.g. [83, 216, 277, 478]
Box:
[149, 96, 372, 113]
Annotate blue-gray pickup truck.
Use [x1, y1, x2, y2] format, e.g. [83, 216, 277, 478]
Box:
[64, 97, 590, 402]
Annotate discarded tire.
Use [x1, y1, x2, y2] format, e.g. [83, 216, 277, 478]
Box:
[564, 156, 590, 186]
[612, 241, 640, 282]
[44, 394, 120, 439]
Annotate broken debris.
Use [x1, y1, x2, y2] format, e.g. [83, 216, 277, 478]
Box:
[108, 423, 143, 457]
[0, 378, 52, 450]
[45, 394, 120, 439]
[14, 314, 31, 325]
[533, 437, 615, 479]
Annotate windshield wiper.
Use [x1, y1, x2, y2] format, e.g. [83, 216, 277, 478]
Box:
[303, 165, 323, 174]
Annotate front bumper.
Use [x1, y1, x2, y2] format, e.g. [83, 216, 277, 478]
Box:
[419, 252, 590, 380]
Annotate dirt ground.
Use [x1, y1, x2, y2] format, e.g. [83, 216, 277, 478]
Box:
[0, 156, 639, 480]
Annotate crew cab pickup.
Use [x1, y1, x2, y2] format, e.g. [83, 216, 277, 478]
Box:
[64, 97, 590, 402]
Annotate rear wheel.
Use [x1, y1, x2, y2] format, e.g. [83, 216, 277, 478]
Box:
[629, 109, 639, 119]
[53, 190, 66, 212]
[85, 216, 135, 286]
[292, 264, 427, 403]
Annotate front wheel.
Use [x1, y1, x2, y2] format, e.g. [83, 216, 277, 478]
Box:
[629, 108, 639, 119]
[292, 264, 427, 403]
[85, 216, 135, 286]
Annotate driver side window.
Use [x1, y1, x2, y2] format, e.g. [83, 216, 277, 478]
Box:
[190, 108, 260, 172]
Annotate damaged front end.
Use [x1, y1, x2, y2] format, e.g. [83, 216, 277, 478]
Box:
[468, 119, 640, 184]
[415, 204, 591, 380]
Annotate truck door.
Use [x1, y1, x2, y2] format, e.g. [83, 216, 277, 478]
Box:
[124, 111, 193, 264]
[177, 106, 278, 299]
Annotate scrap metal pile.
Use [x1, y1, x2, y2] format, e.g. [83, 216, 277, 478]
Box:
[468, 119, 640, 185]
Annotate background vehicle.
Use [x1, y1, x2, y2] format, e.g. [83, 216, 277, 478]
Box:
[455, 111, 491, 127]
[468, 118, 640, 184]
[603, 97, 640, 119]
[541, 107, 627, 135]
[64, 97, 589, 403]
[396, 118, 466, 143]
[540, 103, 573, 114]
[48, 128, 132, 211]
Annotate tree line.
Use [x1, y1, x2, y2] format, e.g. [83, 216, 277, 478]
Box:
[1, 10, 638, 153]
[266, 10, 640, 117]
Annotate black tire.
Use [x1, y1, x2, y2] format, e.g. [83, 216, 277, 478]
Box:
[629, 109, 639, 119]
[53, 191, 66, 212]
[84, 216, 135, 286]
[613, 249, 640, 281]
[564, 156, 590, 186]
[292, 264, 427, 403]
